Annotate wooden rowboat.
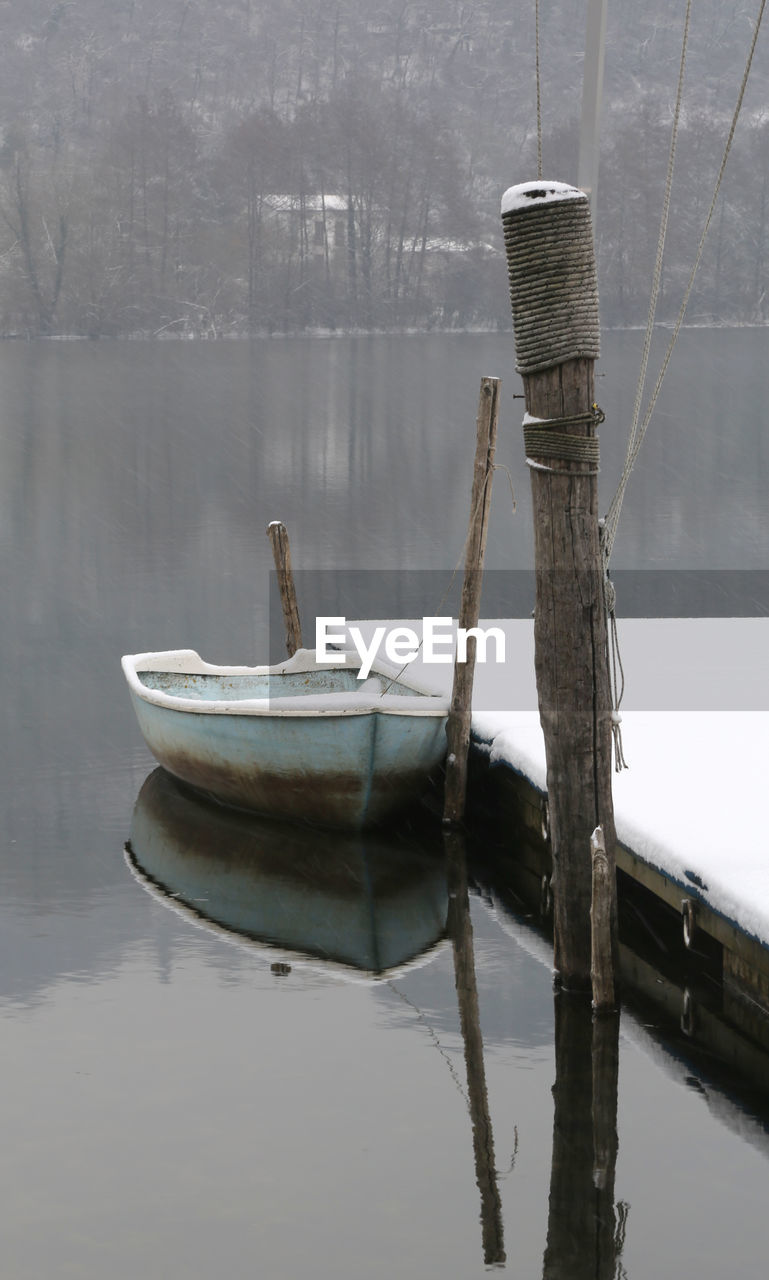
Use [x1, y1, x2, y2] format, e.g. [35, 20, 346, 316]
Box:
[121, 646, 449, 830]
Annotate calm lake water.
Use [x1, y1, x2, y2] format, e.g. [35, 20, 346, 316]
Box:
[2, 330, 769, 1278]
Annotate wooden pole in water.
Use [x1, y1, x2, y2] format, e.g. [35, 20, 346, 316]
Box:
[501, 182, 618, 992]
[443, 376, 501, 826]
[590, 825, 615, 1012]
[266, 520, 303, 657]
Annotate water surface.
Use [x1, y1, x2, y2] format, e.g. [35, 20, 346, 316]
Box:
[2, 331, 768, 1277]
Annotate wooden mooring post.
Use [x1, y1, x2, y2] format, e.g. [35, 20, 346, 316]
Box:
[266, 520, 302, 657]
[501, 181, 618, 992]
[443, 376, 501, 826]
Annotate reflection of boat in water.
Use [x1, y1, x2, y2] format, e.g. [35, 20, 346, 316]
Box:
[121, 648, 449, 830]
[126, 768, 448, 977]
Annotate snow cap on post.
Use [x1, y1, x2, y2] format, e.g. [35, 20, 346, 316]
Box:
[501, 180, 600, 375]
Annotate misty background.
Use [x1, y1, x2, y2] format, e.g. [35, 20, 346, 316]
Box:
[0, 0, 767, 338]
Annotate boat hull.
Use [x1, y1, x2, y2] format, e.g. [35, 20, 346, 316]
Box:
[123, 649, 449, 829]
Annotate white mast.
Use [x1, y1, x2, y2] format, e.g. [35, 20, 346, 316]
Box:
[577, 0, 608, 225]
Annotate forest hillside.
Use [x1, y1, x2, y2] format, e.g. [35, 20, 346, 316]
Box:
[0, 0, 766, 335]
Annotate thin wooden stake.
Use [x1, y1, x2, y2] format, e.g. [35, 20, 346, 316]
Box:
[443, 376, 501, 826]
[445, 828, 506, 1265]
[266, 520, 302, 657]
[590, 825, 615, 1011]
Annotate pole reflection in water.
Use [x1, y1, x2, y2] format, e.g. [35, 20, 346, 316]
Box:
[126, 768, 449, 977]
[444, 829, 506, 1267]
[543, 995, 627, 1279]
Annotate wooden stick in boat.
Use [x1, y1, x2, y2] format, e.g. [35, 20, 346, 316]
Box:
[443, 376, 501, 825]
[266, 520, 303, 657]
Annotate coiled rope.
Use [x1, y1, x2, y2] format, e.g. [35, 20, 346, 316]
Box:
[523, 406, 603, 474]
[502, 187, 600, 375]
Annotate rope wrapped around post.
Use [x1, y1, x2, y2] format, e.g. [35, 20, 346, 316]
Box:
[502, 181, 601, 376]
[523, 404, 603, 474]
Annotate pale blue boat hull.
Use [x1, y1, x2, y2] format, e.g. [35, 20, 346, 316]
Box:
[123, 649, 449, 830]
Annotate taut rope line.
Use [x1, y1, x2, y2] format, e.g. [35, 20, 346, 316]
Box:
[599, 0, 765, 766]
[596, 0, 692, 768]
[602, 0, 767, 565]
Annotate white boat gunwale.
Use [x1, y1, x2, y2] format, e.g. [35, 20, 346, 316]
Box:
[121, 647, 450, 718]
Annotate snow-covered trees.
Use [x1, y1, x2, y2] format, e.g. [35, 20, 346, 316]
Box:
[0, 0, 765, 334]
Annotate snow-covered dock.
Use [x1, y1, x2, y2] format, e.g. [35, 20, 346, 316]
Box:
[351, 617, 769, 999]
[467, 618, 769, 1006]
[474, 706, 769, 945]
